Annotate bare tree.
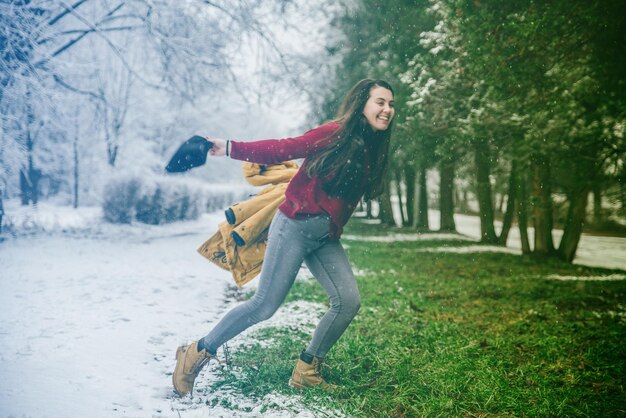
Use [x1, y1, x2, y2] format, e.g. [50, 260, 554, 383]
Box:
[1, 0, 338, 205]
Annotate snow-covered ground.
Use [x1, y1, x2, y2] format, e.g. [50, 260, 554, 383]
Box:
[0, 206, 338, 418]
[1, 202, 625, 417]
[385, 207, 626, 271]
[450, 211, 626, 271]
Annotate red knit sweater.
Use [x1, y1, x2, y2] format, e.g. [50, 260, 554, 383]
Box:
[230, 121, 366, 239]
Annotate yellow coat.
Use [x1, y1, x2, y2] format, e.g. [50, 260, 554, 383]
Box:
[197, 161, 298, 287]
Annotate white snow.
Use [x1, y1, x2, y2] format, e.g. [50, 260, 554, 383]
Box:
[0, 207, 341, 418]
[451, 211, 626, 271]
[545, 274, 626, 282]
[413, 245, 519, 255]
[2, 199, 103, 234]
[341, 232, 475, 243]
[381, 208, 626, 271]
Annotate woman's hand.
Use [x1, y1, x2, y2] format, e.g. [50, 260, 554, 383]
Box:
[207, 137, 227, 157]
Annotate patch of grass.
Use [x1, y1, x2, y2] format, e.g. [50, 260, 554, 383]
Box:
[209, 219, 626, 417]
[341, 217, 435, 236]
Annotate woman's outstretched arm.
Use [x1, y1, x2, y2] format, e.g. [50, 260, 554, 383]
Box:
[208, 122, 339, 164]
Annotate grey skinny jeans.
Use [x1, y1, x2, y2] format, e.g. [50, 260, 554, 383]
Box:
[202, 210, 360, 359]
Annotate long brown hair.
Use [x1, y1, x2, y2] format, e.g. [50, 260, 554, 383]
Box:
[304, 79, 394, 201]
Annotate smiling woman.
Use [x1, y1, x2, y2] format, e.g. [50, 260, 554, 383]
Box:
[362, 86, 395, 131]
[171, 78, 397, 397]
[300, 79, 396, 204]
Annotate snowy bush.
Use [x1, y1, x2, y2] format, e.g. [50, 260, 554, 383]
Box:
[102, 175, 251, 224]
[0, 200, 103, 237]
[102, 177, 142, 223]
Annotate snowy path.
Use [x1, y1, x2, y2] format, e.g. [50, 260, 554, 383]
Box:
[451, 212, 626, 271]
[0, 214, 237, 417]
[385, 206, 626, 271]
[0, 212, 340, 418]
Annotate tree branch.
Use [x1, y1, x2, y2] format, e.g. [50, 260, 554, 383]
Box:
[38, 25, 142, 45]
[53, 74, 103, 102]
[48, 0, 90, 26]
[39, 3, 126, 62]
[40, 1, 163, 89]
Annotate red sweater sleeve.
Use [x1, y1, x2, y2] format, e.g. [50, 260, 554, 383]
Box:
[230, 122, 340, 164]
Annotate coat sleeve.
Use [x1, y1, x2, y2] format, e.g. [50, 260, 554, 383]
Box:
[229, 122, 339, 164]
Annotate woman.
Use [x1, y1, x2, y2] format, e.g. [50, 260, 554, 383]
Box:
[173, 79, 395, 396]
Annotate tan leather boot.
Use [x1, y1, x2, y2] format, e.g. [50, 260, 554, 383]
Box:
[172, 340, 212, 396]
[289, 351, 337, 390]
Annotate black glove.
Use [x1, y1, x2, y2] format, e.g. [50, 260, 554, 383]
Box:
[165, 135, 214, 173]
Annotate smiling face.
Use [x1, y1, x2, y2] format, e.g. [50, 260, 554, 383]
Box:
[362, 86, 395, 131]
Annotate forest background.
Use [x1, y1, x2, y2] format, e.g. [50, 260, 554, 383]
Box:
[2, 0, 625, 264]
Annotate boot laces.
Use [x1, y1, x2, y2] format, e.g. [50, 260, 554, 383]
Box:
[313, 358, 323, 376]
[191, 351, 209, 373]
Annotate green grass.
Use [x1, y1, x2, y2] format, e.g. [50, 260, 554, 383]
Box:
[211, 218, 626, 417]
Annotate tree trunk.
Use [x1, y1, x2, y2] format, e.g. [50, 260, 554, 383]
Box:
[439, 159, 456, 232]
[416, 163, 429, 229]
[393, 171, 406, 226]
[516, 169, 531, 254]
[389, 180, 404, 225]
[497, 193, 505, 214]
[557, 188, 590, 262]
[366, 199, 374, 219]
[0, 190, 4, 234]
[378, 181, 395, 226]
[404, 164, 416, 227]
[457, 189, 469, 213]
[531, 156, 555, 255]
[20, 170, 30, 205]
[102, 100, 118, 167]
[20, 96, 41, 206]
[20, 130, 40, 206]
[473, 140, 497, 242]
[619, 181, 626, 214]
[497, 161, 517, 245]
[73, 131, 79, 209]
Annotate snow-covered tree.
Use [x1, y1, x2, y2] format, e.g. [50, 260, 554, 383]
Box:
[0, 0, 339, 206]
